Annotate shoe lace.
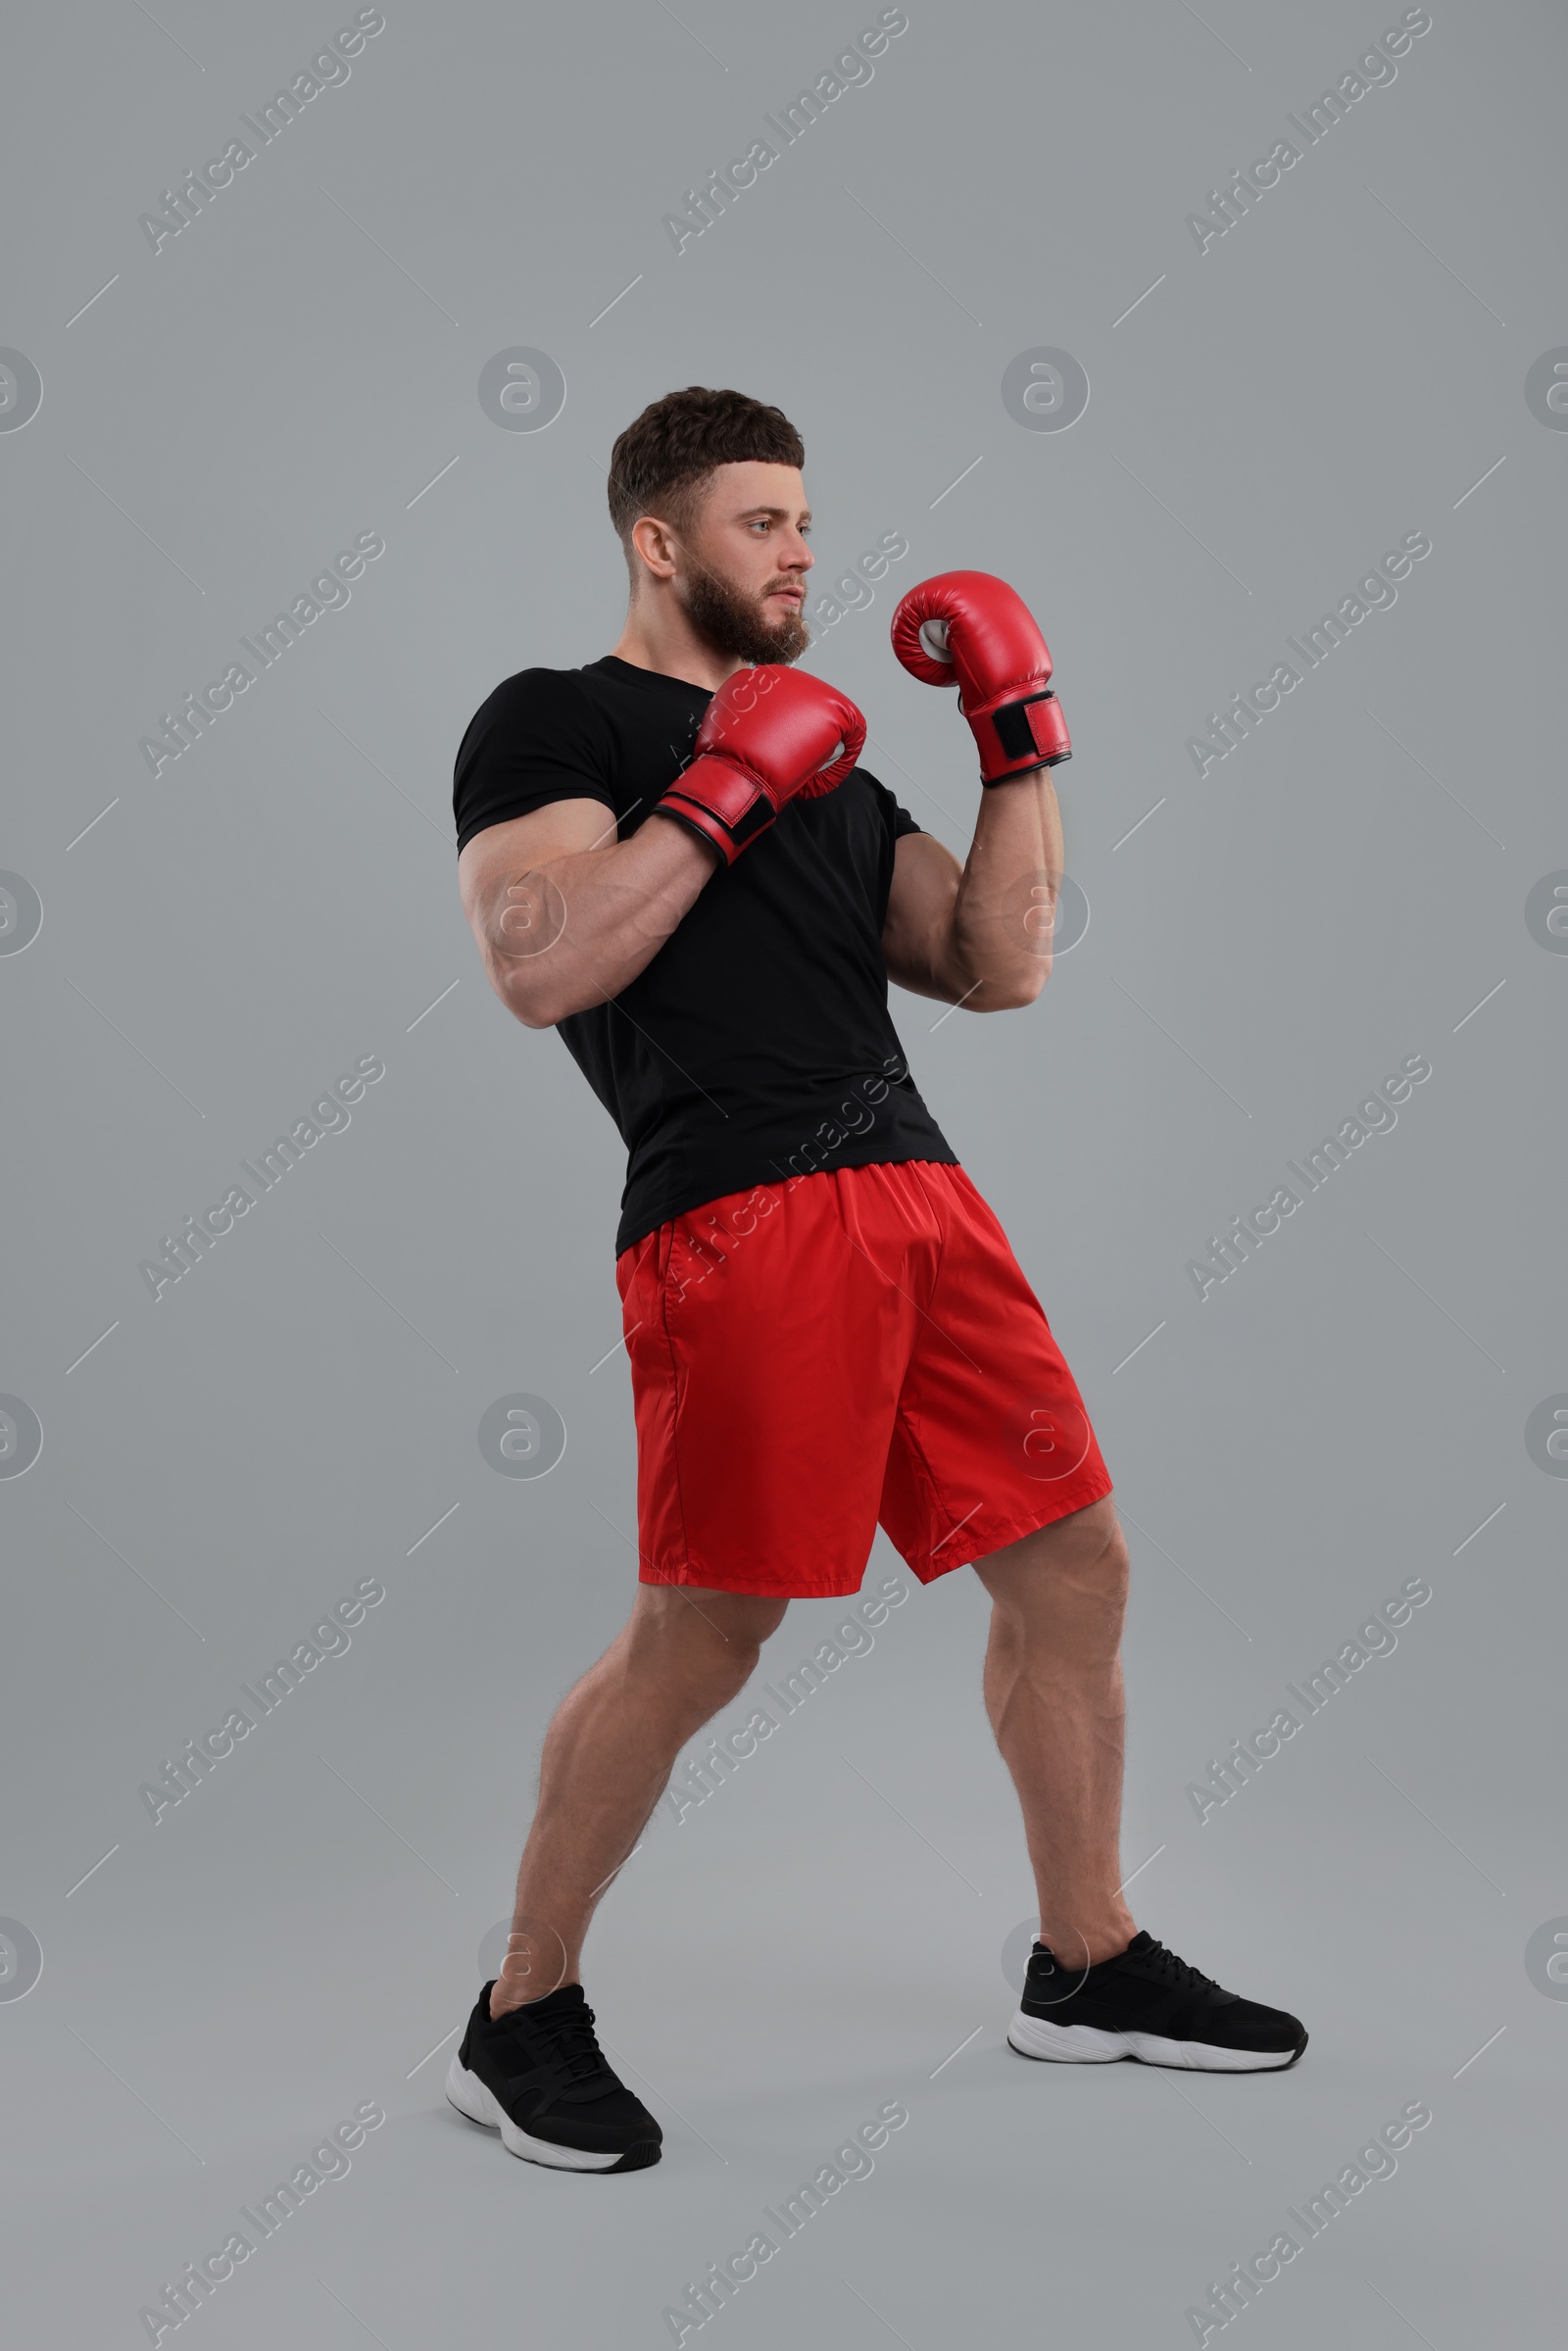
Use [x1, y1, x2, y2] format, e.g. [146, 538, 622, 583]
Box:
[1142, 1939, 1218, 1994]
[502, 2001, 613, 2090]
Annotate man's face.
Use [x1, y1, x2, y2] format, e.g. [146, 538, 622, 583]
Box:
[674, 461, 813, 664]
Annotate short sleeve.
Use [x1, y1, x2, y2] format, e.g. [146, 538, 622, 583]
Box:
[856, 765, 926, 847]
[454, 668, 615, 856]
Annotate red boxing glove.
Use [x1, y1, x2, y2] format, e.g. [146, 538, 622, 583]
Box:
[890, 570, 1071, 784]
[656, 665, 865, 866]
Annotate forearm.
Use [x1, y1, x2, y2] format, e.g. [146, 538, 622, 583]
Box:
[482, 813, 718, 1027]
[948, 768, 1065, 1004]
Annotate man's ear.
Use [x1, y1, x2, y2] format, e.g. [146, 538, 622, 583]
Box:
[630, 514, 678, 583]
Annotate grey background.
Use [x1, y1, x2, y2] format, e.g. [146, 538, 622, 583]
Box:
[2, 0, 1563, 2342]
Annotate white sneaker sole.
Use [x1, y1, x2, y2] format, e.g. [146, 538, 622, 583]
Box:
[444, 2050, 625, 2170]
[1006, 2010, 1301, 2072]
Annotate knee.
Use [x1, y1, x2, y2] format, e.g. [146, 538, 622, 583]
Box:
[713, 1633, 765, 1699]
[1065, 1495, 1127, 1581]
[689, 1627, 772, 1723]
[629, 1590, 787, 1700]
[712, 1596, 788, 1688]
[986, 1501, 1130, 1653]
[1098, 1514, 1131, 1598]
[1089, 1515, 1132, 1640]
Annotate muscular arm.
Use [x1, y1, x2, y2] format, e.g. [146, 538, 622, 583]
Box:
[880, 767, 1064, 1010]
[458, 801, 717, 1029]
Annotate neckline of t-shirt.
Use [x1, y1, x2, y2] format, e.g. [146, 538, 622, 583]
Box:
[587, 654, 712, 702]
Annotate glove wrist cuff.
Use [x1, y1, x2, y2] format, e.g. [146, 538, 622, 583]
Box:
[968, 689, 1072, 783]
[655, 752, 776, 866]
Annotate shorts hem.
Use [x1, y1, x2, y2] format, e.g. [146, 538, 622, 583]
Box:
[637, 1559, 881, 1600]
[635, 1465, 1115, 1599]
[901, 1469, 1115, 1586]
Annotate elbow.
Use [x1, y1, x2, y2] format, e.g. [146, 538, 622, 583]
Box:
[490, 956, 563, 1030]
[515, 982, 570, 1030]
[981, 959, 1051, 1010]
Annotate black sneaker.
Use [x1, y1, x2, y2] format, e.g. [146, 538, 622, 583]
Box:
[445, 1982, 663, 2171]
[1007, 1932, 1307, 2072]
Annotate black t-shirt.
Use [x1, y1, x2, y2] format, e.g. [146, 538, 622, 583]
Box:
[453, 656, 957, 1256]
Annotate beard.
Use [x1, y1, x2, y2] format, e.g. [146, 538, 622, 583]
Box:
[676, 557, 809, 666]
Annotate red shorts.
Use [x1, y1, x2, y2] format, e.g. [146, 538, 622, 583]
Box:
[613, 1159, 1112, 1599]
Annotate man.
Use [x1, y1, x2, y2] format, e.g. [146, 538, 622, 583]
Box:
[445, 386, 1306, 2176]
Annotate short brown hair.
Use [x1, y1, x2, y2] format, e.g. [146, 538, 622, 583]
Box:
[607, 386, 805, 563]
